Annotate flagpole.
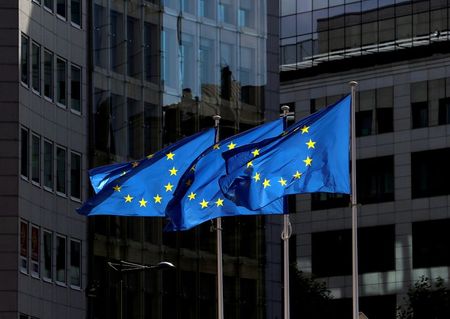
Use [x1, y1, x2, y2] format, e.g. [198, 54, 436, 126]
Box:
[213, 114, 224, 319]
[281, 105, 291, 319]
[349, 81, 359, 319]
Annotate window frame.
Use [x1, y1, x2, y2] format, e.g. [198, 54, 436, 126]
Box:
[56, 56, 67, 108]
[19, 219, 29, 274]
[42, 229, 53, 282]
[30, 225, 40, 278]
[69, 238, 82, 289]
[31, 133, 41, 186]
[31, 41, 41, 94]
[20, 127, 30, 180]
[44, 0, 54, 13]
[56, 145, 67, 196]
[20, 34, 29, 87]
[43, 49, 54, 101]
[70, 0, 82, 28]
[56, 0, 67, 21]
[43, 139, 54, 191]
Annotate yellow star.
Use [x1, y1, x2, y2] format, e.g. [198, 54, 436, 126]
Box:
[247, 161, 253, 168]
[164, 182, 174, 192]
[131, 161, 139, 168]
[154, 194, 162, 203]
[200, 199, 209, 208]
[252, 149, 260, 157]
[227, 142, 236, 150]
[113, 185, 121, 192]
[263, 179, 271, 188]
[293, 171, 302, 179]
[301, 125, 310, 134]
[139, 198, 147, 207]
[215, 198, 224, 207]
[303, 156, 312, 166]
[186, 179, 192, 186]
[306, 139, 316, 149]
[146, 154, 153, 159]
[124, 194, 133, 203]
[253, 172, 261, 182]
[190, 165, 196, 172]
[278, 177, 287, 186]
[213, 144, 220, 150]
[166, 152, 175, 160]
[169, 167, 178, 176]
[188, 192, 196, 200]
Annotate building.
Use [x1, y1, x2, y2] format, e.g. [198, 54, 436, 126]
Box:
[88, 0, 281, 318]
[0, 0, 88, 319]
[281, 1, 450, 318]
[0, 0, 283, 318]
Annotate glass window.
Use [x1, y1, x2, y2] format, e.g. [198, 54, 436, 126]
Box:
[127, 16, 141, 78]
[56, 146, 66, 195]
[297, 0, 312, 13]
[33, 0, 41, 6]
[44, 140, 53, 190]
[311, 192, 350, 210]
[43, 230, 52, 280]
[44, 0, 53, 11]
[200, 0, 215, 19]
[413, 219, 450, 268]
[21, 128, 29, 179]
[69, 239, 81, 288]
[31, 42, 40, 93]
[297, 12, 312, 35]
[438, 97, 450, 125]
[70, 151, 81, 200]
[44, 50, 53, 100]
[281, 15, 296, 38]
[411, 102, 428, 128]
[379, 18, 395, 43]
[31, 134, 40, 184]
[376, 108, 393, 133]
[94, 4, 108, 68]
[412, 148, 450, 198]
[56, 235, 66, 283]
[127, 98, 143, 159]
[21, 35, 29, 86]
[356, 110, 373, 136]
[144, 22, 158, 84]
[20, 220, 29, 273]
[56, 57, 67, 106]
[57, 0, 66, 19]
[110, 10, 125, 74]
[70, 64, 81, 113]
[357, 156, 394, 204]
[30, 225, 39, 277]
[71, 0, 81, 27]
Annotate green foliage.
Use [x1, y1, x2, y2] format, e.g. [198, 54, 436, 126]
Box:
[290, 264, 334, 318]
[397, 276, 450, 319]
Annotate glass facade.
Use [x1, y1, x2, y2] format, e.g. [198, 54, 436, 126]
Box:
[89, 1, 278, 318]
[281, 0, 450, 70]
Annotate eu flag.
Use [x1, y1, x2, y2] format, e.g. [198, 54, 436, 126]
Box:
[77, 128, 216, 217]
[219, 95, 351, 210]
[165, 119, 285, 231]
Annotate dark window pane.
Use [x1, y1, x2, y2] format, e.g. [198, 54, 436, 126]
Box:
[71, 0, 81, 26]
[43, 231, 52, 280]
[21, 128, 29, 178]
[21, 35, 29, 86]
[70, 152, 81, 199]
[359, 225, 395, 273]
[412, 101, 429, 128]
[357, 156, 394, 204]
[44, 141, 53, 189]
[44, 50, 53, 100]
[56, 146, 66, 194]
[31, 43, 40, 93]
[311, 192, 350, 210]
[438, 97, 450, 125]
[413, 219, 450, 268]
[412, 148, 450, 198]
[69, 239, 81, 287]
[127, 16, 141, 78]
[57, 0, 66, 18]
[144, 22, 158, 83]
[56, 58, 67, 106]
[356, 110, 373, 136]
[376, 108, 393, 133]
[56, 235, 66, 283]
[71, 65, 81, 112]
[31, 134, 40, 184]
[44, 0, 53, 11]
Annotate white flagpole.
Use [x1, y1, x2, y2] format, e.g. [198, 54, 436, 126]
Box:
[349, 81, 359, 319]
[213, 114, 224, 319]
[281, 105, 291, 319]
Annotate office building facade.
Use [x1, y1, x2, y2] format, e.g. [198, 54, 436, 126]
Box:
[89, 0, 281, 318]
[0, 0, 88, 318]
[281, 1, 450, 318]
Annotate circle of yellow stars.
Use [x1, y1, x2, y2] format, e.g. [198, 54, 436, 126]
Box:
[249, 125, 315, 192]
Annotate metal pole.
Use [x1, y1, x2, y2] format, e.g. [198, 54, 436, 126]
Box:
[213, 115, 224, 319]
[280, 105, 291, 319]
[349, 81, 359, 319]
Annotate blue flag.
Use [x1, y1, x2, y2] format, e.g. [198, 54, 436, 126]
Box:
[165, 119, 285, 231]
[77, 128, 216, 217]
[219, 95, 351, 210]
[89, 162, 133, 194]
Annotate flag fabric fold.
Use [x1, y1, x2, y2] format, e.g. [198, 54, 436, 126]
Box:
[165, 119, 285, 231]
[219, 95, 351, 210]
[77, 128, 216, 217]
